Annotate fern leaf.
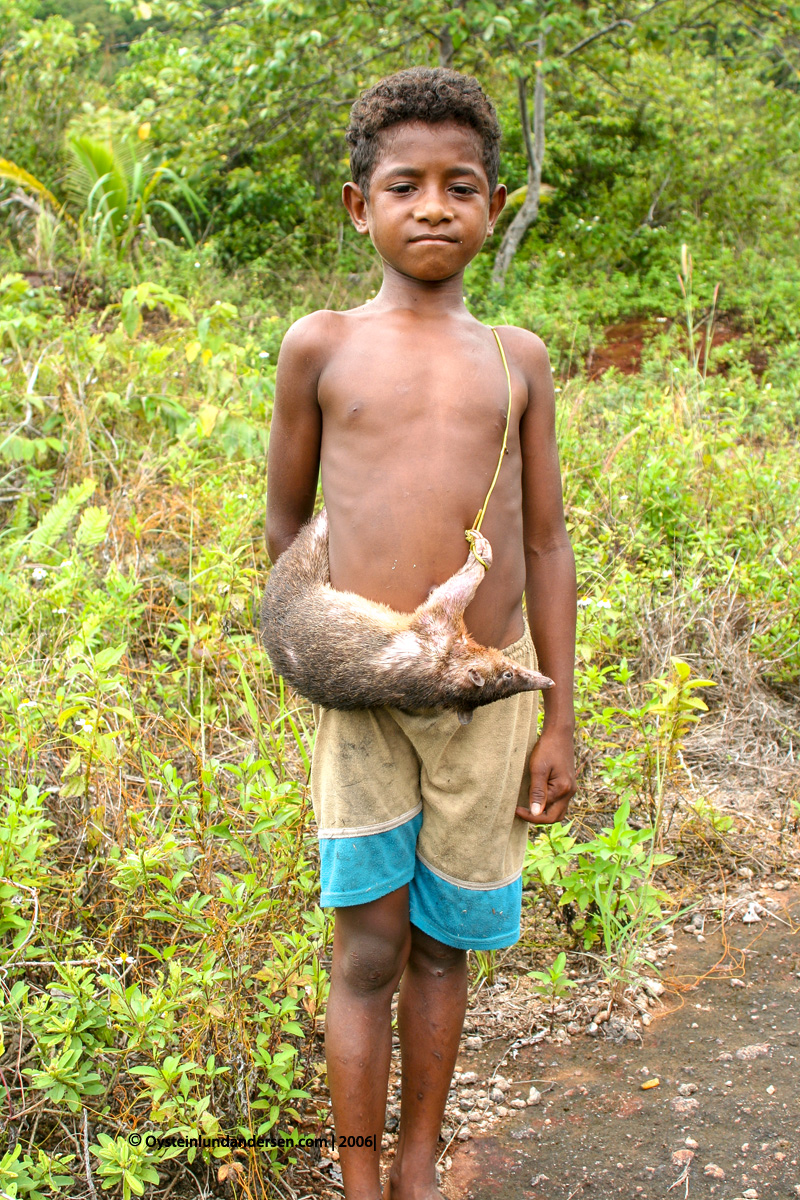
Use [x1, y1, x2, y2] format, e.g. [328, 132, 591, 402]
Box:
[74, 505, 110, 552]
[25, 479, 97, 561]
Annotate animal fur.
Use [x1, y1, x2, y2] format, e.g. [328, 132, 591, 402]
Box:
[260, 509, 554, 722]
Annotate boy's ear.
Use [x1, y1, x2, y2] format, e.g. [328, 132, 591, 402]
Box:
[487, 184, 507, 236]
[342, 182, 369, 234]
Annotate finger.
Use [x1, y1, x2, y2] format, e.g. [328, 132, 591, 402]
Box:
[531, 792, 574, 825]
[516, 782, 574, 825]
[516, 802, 545, 824]
[527, 765, 551, 819]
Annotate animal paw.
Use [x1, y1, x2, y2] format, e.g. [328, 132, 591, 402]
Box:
[466, 529, 492, 569]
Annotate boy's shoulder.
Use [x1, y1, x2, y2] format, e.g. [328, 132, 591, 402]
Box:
[278, 305, 368, 367]
[490, 323, 553, 391]
[492, 321, 548, 357]
[279, 310, 551, 384]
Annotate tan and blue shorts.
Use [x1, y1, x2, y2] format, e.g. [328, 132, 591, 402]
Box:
[310, 627, 540, 950]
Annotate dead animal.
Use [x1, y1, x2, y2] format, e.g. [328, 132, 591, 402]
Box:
[260, 509, 554, 724]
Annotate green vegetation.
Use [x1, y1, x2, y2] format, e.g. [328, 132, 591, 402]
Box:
[1, 0, 799, 1196]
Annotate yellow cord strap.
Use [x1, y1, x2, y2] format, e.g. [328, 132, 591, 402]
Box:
[465, 327, 512, 568]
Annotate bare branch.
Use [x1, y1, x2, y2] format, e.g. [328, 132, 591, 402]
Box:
[562, 18, 634, 59]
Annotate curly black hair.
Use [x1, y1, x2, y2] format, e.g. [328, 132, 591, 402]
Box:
[346, 67, 501, 196]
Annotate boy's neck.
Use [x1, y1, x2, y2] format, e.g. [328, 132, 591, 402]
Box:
[369, 261, 469, 319]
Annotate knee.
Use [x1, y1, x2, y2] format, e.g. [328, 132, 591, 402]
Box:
[335, 927, 409, 996]
[408, 927, 467, 979]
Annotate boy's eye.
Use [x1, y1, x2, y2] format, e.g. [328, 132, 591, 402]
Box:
[451, 185, 478, 196]
[388, 184, 415, 194]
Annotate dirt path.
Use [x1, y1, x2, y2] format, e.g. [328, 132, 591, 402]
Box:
[443, 891, 800, 1200]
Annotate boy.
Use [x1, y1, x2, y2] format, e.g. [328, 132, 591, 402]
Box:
[266, 68, 576, 1200]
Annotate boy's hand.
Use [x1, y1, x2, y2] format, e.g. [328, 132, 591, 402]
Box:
[516, 727, 576, 825]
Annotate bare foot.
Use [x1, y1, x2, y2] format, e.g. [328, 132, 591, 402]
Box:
[385, 1161, 445, 1200]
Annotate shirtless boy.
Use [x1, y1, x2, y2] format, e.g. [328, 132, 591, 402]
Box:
[265, 68, 577, 1200]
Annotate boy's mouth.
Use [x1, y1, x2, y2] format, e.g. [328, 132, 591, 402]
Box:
[409, 234, 458, 243]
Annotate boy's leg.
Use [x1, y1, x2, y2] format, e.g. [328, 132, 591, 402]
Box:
[389, 925, 468, 1200]
[326, 886, 412, 1200]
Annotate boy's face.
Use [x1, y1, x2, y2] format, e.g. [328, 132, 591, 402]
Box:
[343, 121, 506, 283]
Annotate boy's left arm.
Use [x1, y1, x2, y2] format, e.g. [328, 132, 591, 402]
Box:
[514, 329, 577, 825]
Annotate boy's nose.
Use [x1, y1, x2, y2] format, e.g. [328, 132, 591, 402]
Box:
[412, 192, 454, 224]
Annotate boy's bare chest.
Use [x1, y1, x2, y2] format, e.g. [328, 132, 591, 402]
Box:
[317, 338, 514, 437]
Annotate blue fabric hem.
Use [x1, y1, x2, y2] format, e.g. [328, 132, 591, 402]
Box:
[408, 857, 523, 951]
[320, 867, 415, 909]
[409, 905, 521, 951]
[319, 811, 423, 909]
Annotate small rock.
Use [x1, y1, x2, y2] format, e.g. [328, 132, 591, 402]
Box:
[643, 978, 665, 998]
[640, 1078, 660, 1090]
[717, 1051, 733, 1061]
[766, 1084, 775, 1095]
[742, 1190, 759, 1199]
[567, 1021, 582, 1035]
[490, 1087, 505, 1103]
[704, 1164, 725, 1179]
[641, 1012, 652, 1026]
[493, 1075, 510, 1091]
[742, 903, 761, 924]
[738, 866, 754, 879]
[459, 1070, 479, 1085]
[456, 1125, 471, 1141]
[444, 1156, 452, 1171]
[510, 1098, 527, 1109]
[672, 1149, 694, 1167]
[696, 933, 706, 942]
[527, 1087, 542, 1106]
[735, 1043, 770, 1060]
[678, 1082, 698, 1097]
[670, 1096, 700, 1114]
[731, 978, 745, 987]
[464, 1036, 483, 1050]
[459, 1097, 474, 1111]
[385, 1114, 399, 1132]
[495, 1105, 508, 1117]
[772, 880, 788, 890]
[587, 1022, 600, 1036]
[530, 1174, 549, 1187]
[685, 1138, 699, 1149]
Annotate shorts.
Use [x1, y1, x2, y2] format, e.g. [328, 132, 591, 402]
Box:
[310, 626, 540, 950]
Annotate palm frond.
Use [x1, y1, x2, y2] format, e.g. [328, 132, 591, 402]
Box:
[0, 158, 77, 229]
[67, 137, 129, 238]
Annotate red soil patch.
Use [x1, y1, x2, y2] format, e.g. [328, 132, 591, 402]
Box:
[585, 317, 762, 379]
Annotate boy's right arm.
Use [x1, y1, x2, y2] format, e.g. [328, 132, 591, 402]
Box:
[265, 315, 326, 562]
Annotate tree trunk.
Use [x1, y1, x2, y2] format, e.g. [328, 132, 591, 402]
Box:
[439, 24, 454, 67]
[492, 33, 545, 286]
[439, 3, 465, 68]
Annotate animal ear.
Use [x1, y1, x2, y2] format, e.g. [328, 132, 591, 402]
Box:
[467, 668, 485, 687]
